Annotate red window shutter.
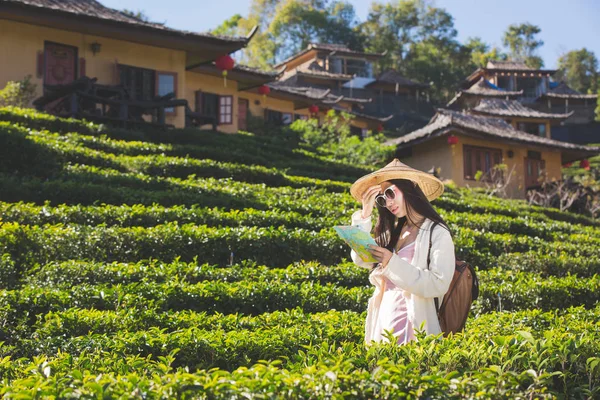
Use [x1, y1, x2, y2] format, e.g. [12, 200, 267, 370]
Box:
[79, 57, 86, 78]
[37, 50, 44, 78]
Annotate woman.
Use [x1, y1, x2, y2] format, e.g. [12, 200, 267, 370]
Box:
[349, 158, 455, 345]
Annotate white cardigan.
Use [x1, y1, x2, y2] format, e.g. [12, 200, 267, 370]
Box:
[350, 210, 455, 344]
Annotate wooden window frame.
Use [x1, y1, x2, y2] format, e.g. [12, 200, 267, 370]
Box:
[219, 95, 233, 125]
[155, 70, 178, 116]
[463, 144, 503, 182]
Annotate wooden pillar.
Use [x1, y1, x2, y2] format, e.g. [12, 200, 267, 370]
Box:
[158, 107, 166, 125]
[69, 93, 78, 118]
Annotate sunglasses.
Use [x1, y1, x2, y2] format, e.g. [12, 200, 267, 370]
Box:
[375, 186, 397, 207]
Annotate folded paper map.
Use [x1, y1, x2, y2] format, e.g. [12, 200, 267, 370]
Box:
[334, 225, 379, 263]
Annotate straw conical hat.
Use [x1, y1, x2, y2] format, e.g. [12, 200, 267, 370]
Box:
[350, 158, 444, 202]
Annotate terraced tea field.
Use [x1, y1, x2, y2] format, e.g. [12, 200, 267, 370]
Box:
[1, 107, 599, 398]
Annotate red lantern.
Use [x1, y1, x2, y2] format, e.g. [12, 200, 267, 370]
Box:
[257, 85, 270, 96]
[580, 159, 591, 170]
[447, 134, 459, 146]
[309, 104, 319, 114]
[377, 124, 384, 132]
[215, 55, 234, 87]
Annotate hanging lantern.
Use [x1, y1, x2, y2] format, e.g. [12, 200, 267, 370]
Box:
[258, 85, 270, 107]
[447, 134, 459, 146]
[215, 54, 234, 87]
[258, 85, 270, 97]
[377, 124, 384, 132]
[309, 104, 319, 115]
[579, 159, 591, 170]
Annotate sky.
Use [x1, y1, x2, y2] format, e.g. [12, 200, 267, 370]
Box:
[100, 0, 600, 69]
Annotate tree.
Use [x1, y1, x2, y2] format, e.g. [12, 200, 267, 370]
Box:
[502, 23, 544, 68]
[360, 0, 420, 71]
[465, 37, 505, 68]
[269, 0, 361, 61]
[231, 0, 361, 70]
[555, 48, 599, 94]
[211, 14, 243, 37]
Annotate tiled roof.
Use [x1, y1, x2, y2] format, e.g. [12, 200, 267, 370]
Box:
[275, 43, 384, 68]
[369, 69, 429, 88]
[268, 85, 332, 100]
[447, 78, 523, 107]
[233, 64, 283, 78]
[541, 82, 598, 99]
[463, 78, 523, 97]
[329, 106, 393, 123]
[385, 109, 599, 154]
[486, 60, 532, 70]
[4, 0, 249, 43]
[472, 99, 573, 120]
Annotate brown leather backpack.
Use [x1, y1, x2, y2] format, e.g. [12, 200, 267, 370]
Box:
[426, 222, 479, 336]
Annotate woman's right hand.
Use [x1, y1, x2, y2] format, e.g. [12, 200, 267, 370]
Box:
[361, 185, 381, 219]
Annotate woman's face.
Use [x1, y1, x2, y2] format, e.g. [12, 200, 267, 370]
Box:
[379, 181, 407, 218]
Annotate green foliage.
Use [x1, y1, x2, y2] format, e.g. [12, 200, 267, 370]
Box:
[1, 106, 600, 397]
[290, 110, 394, 165]
[555, 48, 599, 94]
[211, 14, 243, 36]
[502, 23, 544, 68]
[0, 75, 37, 108]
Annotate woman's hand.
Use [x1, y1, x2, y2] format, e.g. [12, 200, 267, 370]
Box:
[368, 245, 393, 267]
[361, 185, 381, 219]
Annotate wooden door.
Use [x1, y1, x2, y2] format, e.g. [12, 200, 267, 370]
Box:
[238, 98, 249, 130]
[44, 42, 77, 86]
[524, 158, 545, 188]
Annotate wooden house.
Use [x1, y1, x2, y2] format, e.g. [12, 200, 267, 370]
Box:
[385, 109, 599, 198]
[0, 0, 313, 133]
[464, 60, 556, 103]
[470, 98, 572, 138]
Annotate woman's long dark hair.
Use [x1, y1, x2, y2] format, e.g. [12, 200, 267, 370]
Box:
[373, 179, 451, 252]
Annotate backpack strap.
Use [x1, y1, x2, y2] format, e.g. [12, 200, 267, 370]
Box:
[426, 221, 441, 315]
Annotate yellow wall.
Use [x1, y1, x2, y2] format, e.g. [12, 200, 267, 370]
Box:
[402, 132, 563, 199]
[185, 71, 240, 133]
[0, 19, 186, 127]
[451, 133, 562, 198]
[401, 136, 454, 181]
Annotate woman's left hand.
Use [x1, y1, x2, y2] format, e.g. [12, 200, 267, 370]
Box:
[368, 245, 393, 267]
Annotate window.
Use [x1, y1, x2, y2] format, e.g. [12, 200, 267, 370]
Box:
[518, 122, 546, 137]
[196, 91, 219, 120]
[346, 59, 372, 78]
[463, 145, 503, 181]
[119, 64, 155, 101]
[219, 96, 233, 124]
[496, 76, 511, 90]
[517, 77, 540, 98]
[282, 113, 293, 125]
[265, 109, 283, 125]
[156, 71, 177, 113]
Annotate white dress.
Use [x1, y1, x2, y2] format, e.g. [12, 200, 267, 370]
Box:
[371, 241, 416, 344]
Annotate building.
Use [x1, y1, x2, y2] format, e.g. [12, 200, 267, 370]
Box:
[0, 0, 320, 133]
[274, 43, 432, 133]
[385, 109, 599, 198]
[463, 60, 557, 104]
[470, 98, 572, 138]
[384, 59, 600, 198]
